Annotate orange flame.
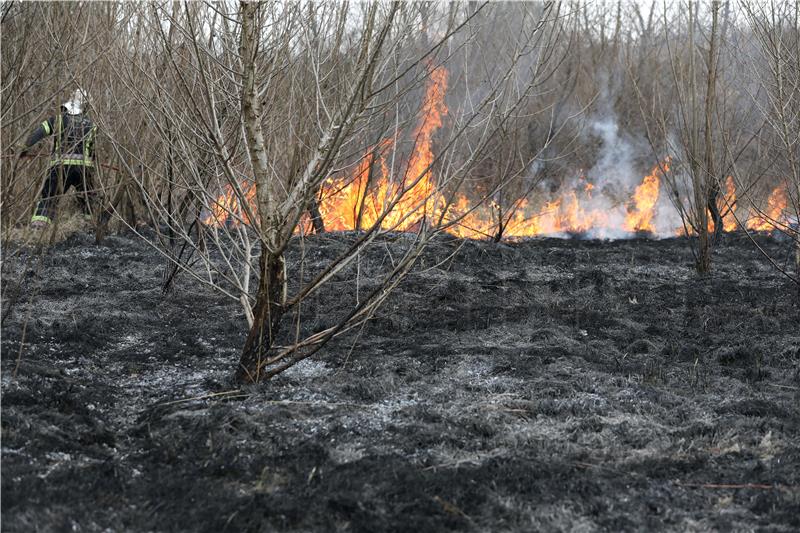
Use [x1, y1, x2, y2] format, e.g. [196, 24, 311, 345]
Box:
[624, 160, 668, 232]
[318, 66, 448, 232]
[317, 139, 392, 231]
[746, 185, 788, 231]
[704, 175, 739, 234]
[203, 65, 786, 240]
[202, 180, 257, 226]
[438, 161, 667, 239]
[720, 175, 738, 232]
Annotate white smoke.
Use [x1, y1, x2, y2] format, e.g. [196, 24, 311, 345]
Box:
[534, 114, 683, 239]
[587, 117, 638, 190]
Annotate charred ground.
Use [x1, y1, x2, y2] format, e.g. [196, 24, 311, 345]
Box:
[2, 230, 799, 532]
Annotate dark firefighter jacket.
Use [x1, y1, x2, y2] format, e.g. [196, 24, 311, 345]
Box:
[24, 112, 97, 168]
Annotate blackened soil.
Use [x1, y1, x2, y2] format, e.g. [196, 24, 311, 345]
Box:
[2, 230, 799, 532]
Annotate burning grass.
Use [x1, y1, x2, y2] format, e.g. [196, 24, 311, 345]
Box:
[200, 64, 792, 242]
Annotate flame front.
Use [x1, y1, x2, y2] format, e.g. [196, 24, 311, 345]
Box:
[202, 66, 787, 239]
[747, 185, 788, 231]
[203, 181, 257, 227]
[320, 65, 448, 232]
[624, 160, 667, 233]
[721, 176, 738, 232]
[703, 175, 739, 234]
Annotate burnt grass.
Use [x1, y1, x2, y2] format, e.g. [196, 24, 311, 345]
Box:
[2, 229, 799, 532]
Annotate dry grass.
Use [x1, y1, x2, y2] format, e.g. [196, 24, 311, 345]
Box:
[3, 199, 96, 247]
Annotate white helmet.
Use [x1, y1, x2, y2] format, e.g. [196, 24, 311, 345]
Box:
[63, 88, 88, 115]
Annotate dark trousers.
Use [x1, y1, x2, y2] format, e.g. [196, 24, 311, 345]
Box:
[34, 165, 95, 221]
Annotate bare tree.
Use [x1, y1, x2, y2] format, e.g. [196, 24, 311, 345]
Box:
[88, 1, 569, 383]
[22, 1, 799, 383]
[633, 1, 727, 273]
[738, 1, 800, 285]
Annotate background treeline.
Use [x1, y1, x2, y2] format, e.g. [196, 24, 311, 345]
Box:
[2, 3, 797, 237]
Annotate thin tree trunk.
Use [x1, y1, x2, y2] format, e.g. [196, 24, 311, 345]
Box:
[237, 248, 285, 382]
[707, 185, 723, 239]
[355, 144, 379, 231]
[696, 1, 720, 274]
[237, 1, 287, 383]
[706, 1, 723, 242]
[308, 196, 325, 234]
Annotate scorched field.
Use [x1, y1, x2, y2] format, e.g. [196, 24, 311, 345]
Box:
[2, 229, 799, 532]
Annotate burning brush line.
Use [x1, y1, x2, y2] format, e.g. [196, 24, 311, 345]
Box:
[203, 68, 791, 239]
[316, 66, 448, 234]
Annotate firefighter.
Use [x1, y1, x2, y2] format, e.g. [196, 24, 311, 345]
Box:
[19, 89, 98, 228]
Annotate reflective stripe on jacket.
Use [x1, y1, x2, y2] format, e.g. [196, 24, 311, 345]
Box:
[25, 112, 96, 167]
[50, 114, 96, 167]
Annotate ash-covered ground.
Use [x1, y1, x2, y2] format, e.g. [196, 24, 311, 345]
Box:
[2, 229, 799, 532]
